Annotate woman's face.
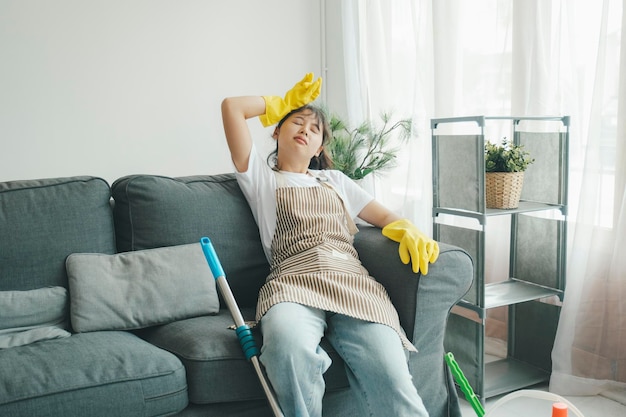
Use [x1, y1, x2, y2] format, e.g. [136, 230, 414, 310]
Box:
[274, 109, 324, 163]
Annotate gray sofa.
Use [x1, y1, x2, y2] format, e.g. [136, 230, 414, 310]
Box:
[0, 173, 473, 417]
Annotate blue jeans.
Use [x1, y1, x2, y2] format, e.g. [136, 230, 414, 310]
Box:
[259, 302, 429, 417]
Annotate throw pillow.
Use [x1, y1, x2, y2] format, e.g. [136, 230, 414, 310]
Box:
[0, 286, 71, 349]
[67, 242, 219, 332]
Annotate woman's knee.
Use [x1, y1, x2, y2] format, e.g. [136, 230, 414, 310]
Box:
[260, 303, 328, 364]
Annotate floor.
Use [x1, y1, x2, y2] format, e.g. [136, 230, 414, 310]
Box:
[458, 382, 626, 417]
[458, 338, 626, 417]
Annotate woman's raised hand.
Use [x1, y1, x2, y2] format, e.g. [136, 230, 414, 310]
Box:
[259, 73, 322, 127]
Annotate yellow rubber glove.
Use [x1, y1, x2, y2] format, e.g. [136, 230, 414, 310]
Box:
[382, 219, 440, 275]
[259, 73, 322, 127]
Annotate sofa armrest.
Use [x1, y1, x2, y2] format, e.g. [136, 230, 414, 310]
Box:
[354, 225, 473, 342]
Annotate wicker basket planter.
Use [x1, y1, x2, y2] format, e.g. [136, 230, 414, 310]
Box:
[485, 171, 525, 209]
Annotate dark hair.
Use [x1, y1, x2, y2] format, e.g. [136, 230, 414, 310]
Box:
[267, 104, 334, 170]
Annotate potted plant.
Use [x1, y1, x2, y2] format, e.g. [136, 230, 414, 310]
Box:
[484, 138, 534, 209]
[326, 112, 413, 180]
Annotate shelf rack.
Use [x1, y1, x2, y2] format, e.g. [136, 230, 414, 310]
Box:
[431, 115, 569, 402]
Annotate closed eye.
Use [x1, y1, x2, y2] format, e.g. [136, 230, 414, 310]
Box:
[291, 115, 320, 134]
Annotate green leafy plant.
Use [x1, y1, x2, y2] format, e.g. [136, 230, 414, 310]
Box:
[485, 139, 534, 172]
[327, 112, 413, 180]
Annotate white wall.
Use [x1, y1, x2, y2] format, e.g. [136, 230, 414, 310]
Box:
[322, 0, 348, 120]
[0, 0, 327, 183]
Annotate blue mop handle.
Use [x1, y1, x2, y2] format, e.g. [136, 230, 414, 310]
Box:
[200, 236, 225, 280]
[200, 238, 283, 417]
[200, 237, 259, 360]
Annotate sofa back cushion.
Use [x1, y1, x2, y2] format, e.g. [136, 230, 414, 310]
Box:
[111, 174, 269, 308]
[0, 176, 116, 291]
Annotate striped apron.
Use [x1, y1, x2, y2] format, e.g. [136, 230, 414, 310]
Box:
[256, 172, 416, 351]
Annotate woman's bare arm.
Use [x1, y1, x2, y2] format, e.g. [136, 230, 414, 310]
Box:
[221, 96, 266, 173]
[357, 200, 402, 229]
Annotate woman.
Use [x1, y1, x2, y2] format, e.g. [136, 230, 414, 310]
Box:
[221, 73, 438, 417]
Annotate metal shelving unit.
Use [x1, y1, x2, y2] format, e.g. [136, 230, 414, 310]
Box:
[431, 116, 569, 403]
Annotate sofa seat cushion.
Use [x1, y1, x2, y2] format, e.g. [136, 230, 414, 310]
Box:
[0, 331, 188, 417]
[137, 308, 350, 405]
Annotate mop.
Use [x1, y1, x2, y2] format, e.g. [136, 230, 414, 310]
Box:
[200, 237, 284, 417]
[445, 352, 485, 417]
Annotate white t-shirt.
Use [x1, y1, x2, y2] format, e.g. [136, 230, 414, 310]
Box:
[236, 144, 374, 261]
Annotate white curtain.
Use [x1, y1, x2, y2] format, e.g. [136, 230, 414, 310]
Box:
[340, 0, 625, 403]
